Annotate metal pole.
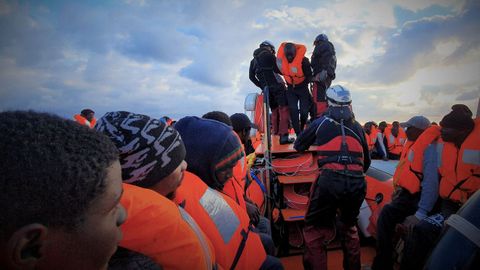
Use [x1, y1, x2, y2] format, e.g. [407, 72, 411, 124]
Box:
[262, 86, 273, 221]
[476, 97, 479, 118]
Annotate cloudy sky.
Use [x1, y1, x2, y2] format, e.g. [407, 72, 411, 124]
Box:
[0, 0, 479, 123]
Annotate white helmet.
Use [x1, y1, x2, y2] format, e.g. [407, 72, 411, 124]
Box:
[326, 85, 352, 107]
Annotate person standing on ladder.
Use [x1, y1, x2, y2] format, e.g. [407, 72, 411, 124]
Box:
[310, 34, 336, 118]
[249, 40, 292, 145]
[277, 42, 313, 137]
[294, 85, 371, 270]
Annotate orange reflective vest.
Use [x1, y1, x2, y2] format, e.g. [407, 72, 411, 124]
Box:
[277, 42, 307, 86]
[438, 118, 480, 204]
[119, 183, 215, 270]
[73, 114, 96, 128]
[393, 126, 441, 194]
[175, 172, 266, 270]
[384, 126, 406, 155]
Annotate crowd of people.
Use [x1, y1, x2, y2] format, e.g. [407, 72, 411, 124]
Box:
[1, 33, 478, 270]
[249, 34, 336, 145]
[1, 108, 286, 270]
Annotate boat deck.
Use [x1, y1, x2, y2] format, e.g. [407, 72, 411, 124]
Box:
[280, 246, 375, 270]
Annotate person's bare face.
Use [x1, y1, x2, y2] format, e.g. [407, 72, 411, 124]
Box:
[37, 160, 126, 270]
[151, 160, 188, 200]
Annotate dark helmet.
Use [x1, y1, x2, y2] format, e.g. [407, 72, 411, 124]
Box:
[259, 40, 275, 52]
[80, 108, 94, 117]
[314, 34, 328, 45]
[284, 42, 296, 63]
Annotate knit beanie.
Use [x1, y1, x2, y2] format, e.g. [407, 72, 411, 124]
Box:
[174, 116, 244, 190]
[96, 111, 186, 187]
[439, 104, 474, 131]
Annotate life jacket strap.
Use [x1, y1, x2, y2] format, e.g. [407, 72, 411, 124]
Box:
[229, 225, 253, 270]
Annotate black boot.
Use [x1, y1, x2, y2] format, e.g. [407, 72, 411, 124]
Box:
[279, 134, 293, 145]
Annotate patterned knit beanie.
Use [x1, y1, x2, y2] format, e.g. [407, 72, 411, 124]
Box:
[96, 111, 186, 187]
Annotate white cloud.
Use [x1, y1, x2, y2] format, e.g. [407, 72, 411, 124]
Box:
[0, 0, 478, 124]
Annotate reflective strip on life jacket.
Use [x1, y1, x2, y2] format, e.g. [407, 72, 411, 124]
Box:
[389, 134, 395, 145]
[178, 207, 213, 270]
[437, 143, 444, 168]
[408, 149, 414, 162]
[462, 149, 480, 165]
[200, 188, 241, 244]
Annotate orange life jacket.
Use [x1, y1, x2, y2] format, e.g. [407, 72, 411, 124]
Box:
[175, 172, 266, 270]
[384, 126, 406, 155]
[245, 173, 265, 213]
[393, 126, 441, 194]
[223, 157, 247, 211]
[223, 144, 248, 209]
[73, 114, 96, 128]
[277, 42, 307, 86]
[365, 126, 379, 151]
[438, 118, 480, 204]
[233, 153, 247, 191]
[253, 94, 264, 134]
[251, 132, 262, 151]
[119, 183, 215, 270]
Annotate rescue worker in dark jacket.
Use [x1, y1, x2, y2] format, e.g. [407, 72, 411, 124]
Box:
[249, 40, 292, 145]
[277, 42, 313, 136]
[294, 85, 370, 270]
[310, 34, 336, 118]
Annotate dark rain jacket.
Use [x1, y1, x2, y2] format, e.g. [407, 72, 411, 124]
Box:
[311, 40, 336, 79]
[294, 106, 371, 173]
[249, 47, 283, 91]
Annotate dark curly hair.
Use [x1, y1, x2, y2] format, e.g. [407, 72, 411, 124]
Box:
[0, 111, 119, 240]
[202, 111, 232, 126]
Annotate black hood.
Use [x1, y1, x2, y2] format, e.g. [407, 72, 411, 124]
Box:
[327, 106, 354, 122]
[253, 46, 271, 58]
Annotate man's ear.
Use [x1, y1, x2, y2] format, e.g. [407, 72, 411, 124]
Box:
[7, 224, 47, 269]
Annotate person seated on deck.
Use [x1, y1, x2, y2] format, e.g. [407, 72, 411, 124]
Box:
[175, 116, 284, 270]
[203, 111, 274, 251]
[400, 104, 480, 270]
[0, 111, 126, 270]
[96, 111, 216, 270]
[160, 115, 174, 126]
[371, 116, 439, 270]
[364, 121, 388, 160]
[230, 112, 259, 155]
[294, 85, 371, 270]
[376, 121, 389, 160]
[108, 248, 161, 270]
[73, 108, 97, 128]
[203, 110, 233, 126]
[384, 121, 407, 160]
